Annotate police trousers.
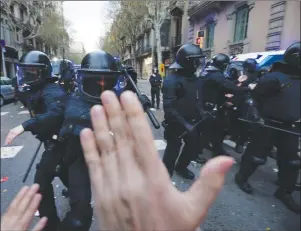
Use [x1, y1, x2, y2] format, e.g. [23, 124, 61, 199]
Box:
[163, 122, 200, 177]
[238, 122, 300, 193]
[199, 110, 227, 156]
[34, 137, 92, 231]
[151, 87, 160, 108]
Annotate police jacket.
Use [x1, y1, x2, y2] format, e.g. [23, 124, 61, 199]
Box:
[162, 72, 202, 125]
[200, 68, 249, 107]
[59, 93, 93, 138]
[252, 71, 300, 122]
[21, 83, 67, 141]
[149, 74, 162, 89]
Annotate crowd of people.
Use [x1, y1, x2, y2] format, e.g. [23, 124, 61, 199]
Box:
[1, 41, 300, 230]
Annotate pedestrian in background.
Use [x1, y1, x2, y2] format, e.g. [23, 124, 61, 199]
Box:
[149, 67, 162, 109]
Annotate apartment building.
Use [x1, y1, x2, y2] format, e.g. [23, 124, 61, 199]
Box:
[0, 0, 65, 78]
[187, 0, 300, 59]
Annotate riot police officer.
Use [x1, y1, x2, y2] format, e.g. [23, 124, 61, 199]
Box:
[56, 50, 151, 231]
[59, 59, 76, 93]
[5, 50, 67, 146]
[235, 42, 301, 214]
[198, 53, 250, 157]
[230, 58, 259, 153]
[162, 44, 205, 180]
[149, 67, 163, 109]
[5, 51, 68, 231]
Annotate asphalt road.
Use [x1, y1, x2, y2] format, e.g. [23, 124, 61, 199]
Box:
[1, 80, 300, 231]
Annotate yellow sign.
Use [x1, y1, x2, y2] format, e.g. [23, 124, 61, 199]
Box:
[159, 63, 165, 77]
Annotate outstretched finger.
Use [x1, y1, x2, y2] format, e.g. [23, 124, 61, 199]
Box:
[18, 184, 40, 216]
[100, 91, 136, 172]
[120, 91, 166, 180]
[20, 193, 42, 229]
[186, 156, 234, 223]
[80, 128, 104, 190]
[90, 105, 115, 156]
[6, 186, 29, 216]
[32, 217, 48, 231]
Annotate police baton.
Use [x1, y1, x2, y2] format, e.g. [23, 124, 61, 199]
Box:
[22, 141, 42, 183]
[178, 113, 215, 139]
[238, 118, 301, 136]
[121, 68, 160, 129]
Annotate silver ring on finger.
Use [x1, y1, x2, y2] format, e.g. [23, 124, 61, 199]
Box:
[109, 131, 114, 136]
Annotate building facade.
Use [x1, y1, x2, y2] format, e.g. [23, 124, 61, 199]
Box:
[0, 0, 66, 78]
[188, 0, 300, 59]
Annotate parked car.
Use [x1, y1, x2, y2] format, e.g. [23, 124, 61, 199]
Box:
[0, 76, 15, 106]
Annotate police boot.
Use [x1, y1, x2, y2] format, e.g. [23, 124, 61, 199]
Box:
[151, 102, 155, 108]
[274, 188, 300, 214]
[235, 172, 253, 194]
[175, 167, 195, 180]
[194, 155, 207, 164]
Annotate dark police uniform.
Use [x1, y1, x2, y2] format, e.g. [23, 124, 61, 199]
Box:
[199, 62, 249, 157]
[149, 70, 162, 109]
[14, 51, 68, 231]
[55, 93, 93, 231]
[55, 50, 152, 231]
[235, 42, 301, 214]
[162, 44, 205, 180]
[162, 72, 202, 179]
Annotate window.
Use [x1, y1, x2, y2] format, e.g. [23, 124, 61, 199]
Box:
[234, 6, 249, 42]
[206, 23, 215, 48]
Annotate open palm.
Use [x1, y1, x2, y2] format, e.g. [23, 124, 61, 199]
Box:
[80, 90, 234, 231]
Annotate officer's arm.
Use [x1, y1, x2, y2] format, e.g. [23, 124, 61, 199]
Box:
[162, 79, 188, 126]
[215, 74, 249, 94]
[21, 108, 64, 134]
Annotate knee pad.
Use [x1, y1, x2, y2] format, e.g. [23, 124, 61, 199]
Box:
[251, 156, 266, 166]
[60, 203, 92, 231]
[287, 159, 301, 169]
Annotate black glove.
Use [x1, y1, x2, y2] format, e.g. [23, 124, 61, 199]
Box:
[138, 94, 151, 111]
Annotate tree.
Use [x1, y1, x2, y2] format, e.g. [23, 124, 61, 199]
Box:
[115, 0, 149, 68]
[1, 0, 71, 52]
[146, 0, 170, 68]
[67, 53, 84, 64]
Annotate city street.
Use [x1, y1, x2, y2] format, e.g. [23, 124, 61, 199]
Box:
[0, 80, 300, 231]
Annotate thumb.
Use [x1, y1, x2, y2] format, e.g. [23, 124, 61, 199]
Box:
[185, 156, 234, 221]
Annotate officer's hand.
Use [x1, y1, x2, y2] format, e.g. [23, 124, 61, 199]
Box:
[80, 90, 234, 231]
[1, 184, 47, 231]
[5, 125, 25, 145]
[238, 75, 248, 82]
[248, 83, 257, 90]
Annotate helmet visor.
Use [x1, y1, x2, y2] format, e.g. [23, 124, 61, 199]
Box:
[17, 64, 45, 86]
[78, 70, 120, 100]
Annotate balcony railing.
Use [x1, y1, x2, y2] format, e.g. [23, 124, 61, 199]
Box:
[229, 42, 244, 56]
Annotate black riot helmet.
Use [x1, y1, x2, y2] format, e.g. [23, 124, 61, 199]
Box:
[169, 44, 205, 74]
[17, 50, 53, 87]
[210, 53, 230, 71]
[284, 41, 300, 70]
[77, 50, 121, 103]
[243, 58, 257, 74]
